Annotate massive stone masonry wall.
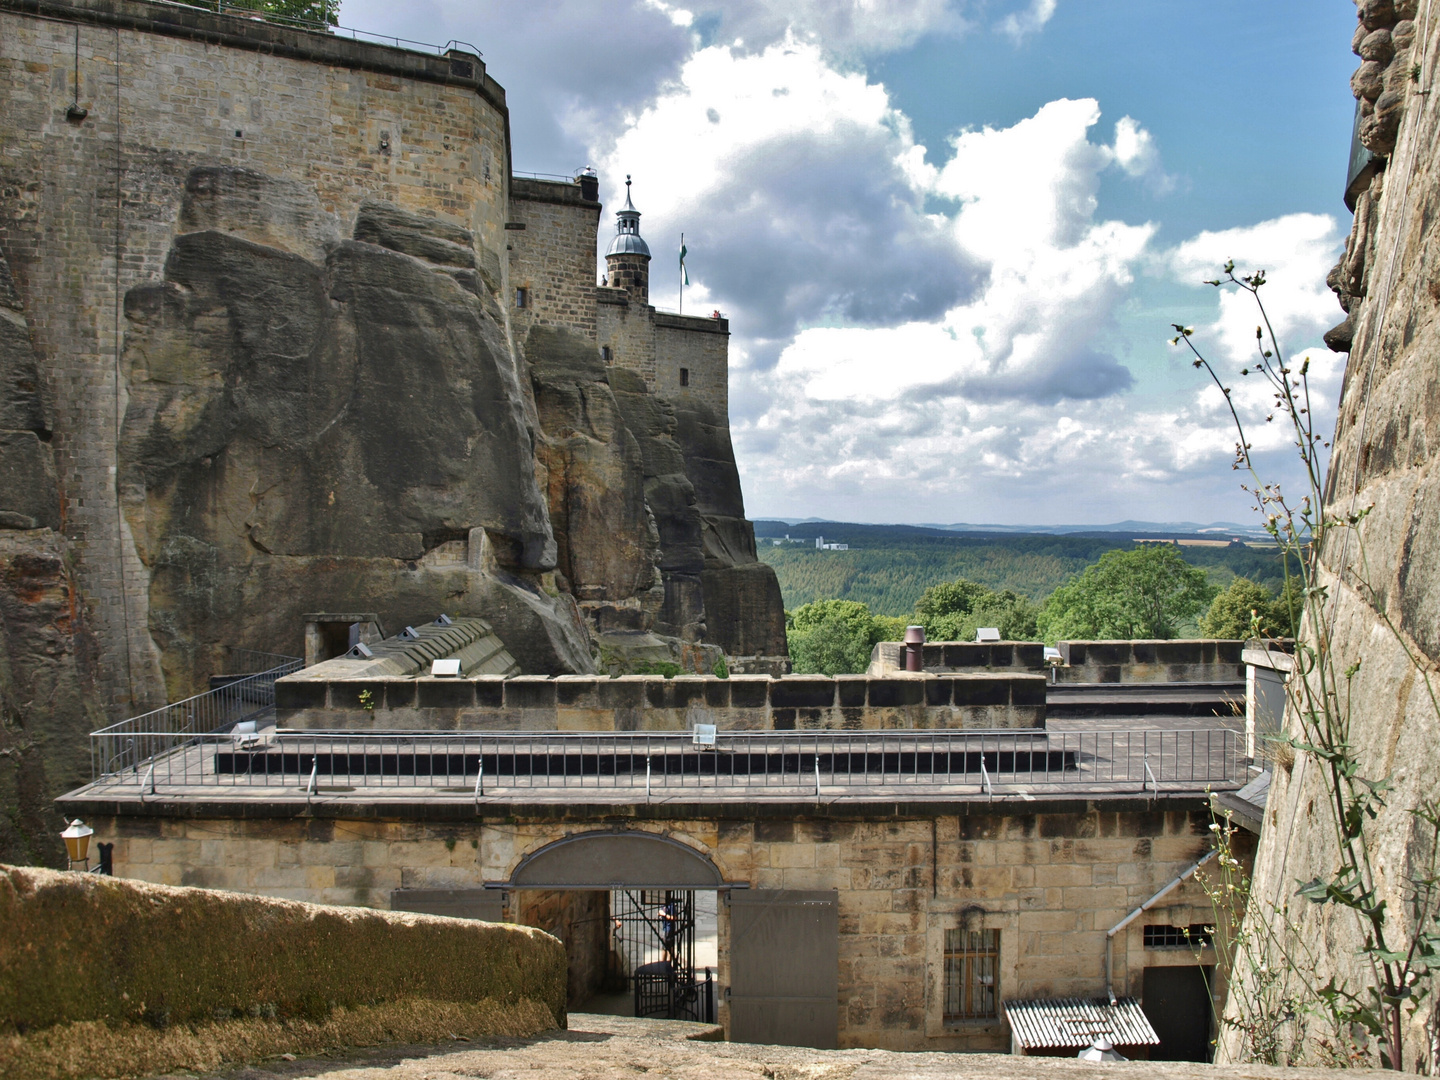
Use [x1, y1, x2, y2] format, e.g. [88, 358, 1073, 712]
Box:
[0, 0, 626, 861]
[654, 312, 729, 417]
[1227, 1, 1440, 1067]
[0, 862, 567, 1034]
[508, 181, 602, 342]
[275, 672, 1048, 731]
[80, 807, 1244, 1053]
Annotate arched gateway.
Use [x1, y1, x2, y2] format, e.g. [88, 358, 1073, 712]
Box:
[501, 830, 728, 890]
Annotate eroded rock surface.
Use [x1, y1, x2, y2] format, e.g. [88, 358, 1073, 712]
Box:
[120, 169, 592, 686]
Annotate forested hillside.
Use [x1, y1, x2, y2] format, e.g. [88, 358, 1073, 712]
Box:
[756, 522, 1293, 615]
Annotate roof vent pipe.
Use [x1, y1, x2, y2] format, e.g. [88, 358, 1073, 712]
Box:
[904, 625, 925, 672]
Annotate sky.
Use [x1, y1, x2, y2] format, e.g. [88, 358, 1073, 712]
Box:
[340, 0, 1360, 527]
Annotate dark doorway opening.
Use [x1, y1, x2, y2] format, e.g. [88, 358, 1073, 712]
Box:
[607, 889, 714, 1022]
[1143, 965, 1214, 1062]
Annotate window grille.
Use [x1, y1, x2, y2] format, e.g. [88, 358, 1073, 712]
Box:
[515, 287, 528, 309]
[943, 927, 998, 1021]
[602, 346, 613, 364]
[1142, 924, 1214, 949]
[680, 367, 690, 387]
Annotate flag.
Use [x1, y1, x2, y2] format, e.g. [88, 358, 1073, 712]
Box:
[680, 240, 689, 286]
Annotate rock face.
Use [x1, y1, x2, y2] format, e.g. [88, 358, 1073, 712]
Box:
[1227, 8, 1440, 1069]
[673, 399, 788, 660]
[0, 251, 102, 866]
[120, 170, 593, 687]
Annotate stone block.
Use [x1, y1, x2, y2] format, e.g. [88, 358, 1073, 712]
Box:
[770, 677, 835, 709]
[704, 679, 730, 707]
[597, 677, 645, 709]
[836, 675, 867, 707]
[868, 678, 923, 708]
[728, 676, 770, 709]
[554, 676, 600, 707]
[473, 678, 504, 708]
[417, 678, 476, 709]
[505, 677, 557, 709]
[925, 679, 952, 706]
[276, 680, 328, 709]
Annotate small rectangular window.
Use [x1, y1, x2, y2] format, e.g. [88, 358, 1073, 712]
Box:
[514, 287, 528, 309]
[601, 346, 613, 364]
[944, 927, 998, 1021]
[680, 367, 690, 387]
[1143, 924, 1214, 949]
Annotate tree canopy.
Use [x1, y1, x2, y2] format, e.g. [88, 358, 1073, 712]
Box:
[1200, 575, 1301, 639]
[786, 600, 900, 675]
[1036, 545, 1216, 642]
[914, 579, 1039, 642]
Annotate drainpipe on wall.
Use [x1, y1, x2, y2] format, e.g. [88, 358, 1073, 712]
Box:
[1104, 848, 1218, 1005]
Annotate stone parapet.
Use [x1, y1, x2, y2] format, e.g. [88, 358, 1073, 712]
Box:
[868, 641, 1046, 675]
[1054, 640, 1244, 684]
[275, 672, 1047, 731]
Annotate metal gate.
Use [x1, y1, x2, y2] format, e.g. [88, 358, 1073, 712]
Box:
[728, 890, 838, 1048]
[609, 889, 714, 1022]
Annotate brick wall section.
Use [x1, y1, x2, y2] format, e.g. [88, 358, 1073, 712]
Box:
[508, 178, 601, 342]
[274, 672, 1048, 730]
[0, 0, 510, 715]
[86, 804, 1247, 1052]
[654, 312, 728, 416]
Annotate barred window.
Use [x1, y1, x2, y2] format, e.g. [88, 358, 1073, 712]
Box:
[1143, 923, 1214, 949]
[944, 928, 999, 1021]
[680, 367, 690, 387]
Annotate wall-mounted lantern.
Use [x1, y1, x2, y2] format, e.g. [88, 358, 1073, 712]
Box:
[61, 818, 94, 870]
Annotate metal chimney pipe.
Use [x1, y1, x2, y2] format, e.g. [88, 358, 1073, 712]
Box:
[904, 625, 925, 672]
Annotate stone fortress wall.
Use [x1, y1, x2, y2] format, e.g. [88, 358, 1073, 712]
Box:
[0, 0, 786, 863]
[0, 0, 514, 719]
[1224, 0, 1440, 1066]
[80, 805, 1240, 1053]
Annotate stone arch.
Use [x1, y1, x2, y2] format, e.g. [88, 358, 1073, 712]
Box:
[504, 830, 725, 889]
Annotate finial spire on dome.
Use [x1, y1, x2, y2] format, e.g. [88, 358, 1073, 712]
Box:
[607, 174, 650, 258]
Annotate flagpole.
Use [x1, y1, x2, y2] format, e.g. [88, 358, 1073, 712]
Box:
[679, 232, 684, 315]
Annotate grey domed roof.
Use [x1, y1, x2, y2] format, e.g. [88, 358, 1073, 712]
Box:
[607, 231, 651, 257]
[605, 175, 651, 260]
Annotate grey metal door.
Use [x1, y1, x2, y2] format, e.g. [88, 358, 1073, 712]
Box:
[728, 890, 838, 1048]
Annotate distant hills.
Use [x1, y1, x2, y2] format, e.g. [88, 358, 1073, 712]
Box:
[755, 518, 1274, 540]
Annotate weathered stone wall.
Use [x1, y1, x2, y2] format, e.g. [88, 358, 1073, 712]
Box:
[870, 642, 1048, 675]
[275, 672, 1047, 731]
[1225, 2, 1440, 1067]
[1055, 641, 1244, 684]
[508, 179, 601, 341]
[0, 0, 517, 710]
[81, 805, 1242, 1053]
[597, 289, 658, 386]
[655, 312, 728, 417]
[0, 862, 566, 1033]
[516, 888, 610, 1008]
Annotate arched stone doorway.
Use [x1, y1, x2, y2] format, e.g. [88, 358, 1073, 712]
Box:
[503, 829, 727, 889]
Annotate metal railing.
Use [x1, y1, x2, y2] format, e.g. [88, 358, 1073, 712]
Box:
[84, 727, 1247, 797]
[91, 655, 303, 780]
[147, 0, 482, 58]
